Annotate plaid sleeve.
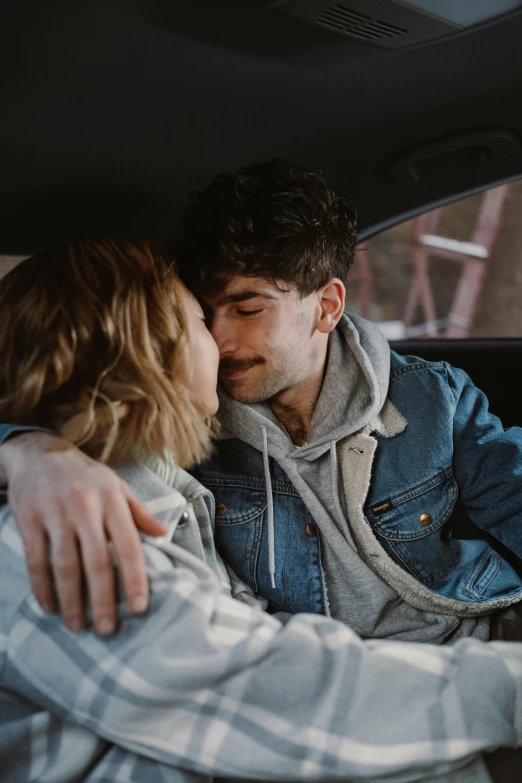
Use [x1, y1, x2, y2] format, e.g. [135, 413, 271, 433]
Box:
[4, 523, 522, 782]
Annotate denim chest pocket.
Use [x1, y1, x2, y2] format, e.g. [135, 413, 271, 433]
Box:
[204, 481, 267, 591]
[366, 469, 461, 587]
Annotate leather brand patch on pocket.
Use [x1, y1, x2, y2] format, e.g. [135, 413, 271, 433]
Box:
[371, 499, 392, 515]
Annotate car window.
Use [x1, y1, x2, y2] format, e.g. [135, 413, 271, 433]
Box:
[349, 181, 521, 339]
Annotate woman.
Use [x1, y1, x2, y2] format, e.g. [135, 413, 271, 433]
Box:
[0, 236, 262, 627]
[0, 237, 218, 465]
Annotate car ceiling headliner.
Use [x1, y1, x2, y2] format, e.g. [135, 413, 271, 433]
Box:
[1, 0, 522, 253]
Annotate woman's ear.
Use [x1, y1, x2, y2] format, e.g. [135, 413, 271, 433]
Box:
[315, 278, 346, 334]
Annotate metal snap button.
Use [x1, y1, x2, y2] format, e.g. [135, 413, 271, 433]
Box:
[178, 511, 190, 527]
[216, 502, 227, 516]
[419, 513, 433, 527]
[305, 523, 317, 537]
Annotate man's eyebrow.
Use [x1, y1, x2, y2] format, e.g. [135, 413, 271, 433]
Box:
[223, 290, 278, 304]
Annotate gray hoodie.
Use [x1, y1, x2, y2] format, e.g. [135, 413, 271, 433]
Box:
[217, 314, 490, 644]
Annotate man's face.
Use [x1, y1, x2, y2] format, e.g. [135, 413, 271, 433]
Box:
[200, 276, 324, 404]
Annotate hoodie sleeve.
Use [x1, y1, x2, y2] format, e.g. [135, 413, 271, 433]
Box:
[446, 363, 522, 560]
[4, 506, 522, 783]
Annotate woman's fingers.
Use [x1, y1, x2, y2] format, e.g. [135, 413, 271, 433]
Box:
[123, 484, 168, 537]
[18, 512, 56, 614]
[49, 516, 86, 632]
[104, 487, 155, 617]
[77, 515, 117, 636]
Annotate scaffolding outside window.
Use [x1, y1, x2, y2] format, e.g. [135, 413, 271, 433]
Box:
[348, 180, 522, 339]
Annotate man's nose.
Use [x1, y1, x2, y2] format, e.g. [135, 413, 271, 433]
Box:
[209, 314, 238, 354]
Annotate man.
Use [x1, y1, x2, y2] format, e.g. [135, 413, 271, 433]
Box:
[177, 160, 522, 643]
[2, 160, 522, 780]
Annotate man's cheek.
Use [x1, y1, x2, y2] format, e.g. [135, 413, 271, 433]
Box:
[260, 327, 280, 350]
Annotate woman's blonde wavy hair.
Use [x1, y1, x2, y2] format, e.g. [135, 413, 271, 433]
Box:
[0, 238, 214, 467]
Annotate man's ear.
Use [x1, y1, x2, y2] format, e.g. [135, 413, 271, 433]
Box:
[315, 278, 346, 334]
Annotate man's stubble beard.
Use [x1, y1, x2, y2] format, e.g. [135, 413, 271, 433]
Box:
[222, 360, 307, 405]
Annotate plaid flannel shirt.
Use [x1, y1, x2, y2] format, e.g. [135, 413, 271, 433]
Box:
[1, 459, 522, 783]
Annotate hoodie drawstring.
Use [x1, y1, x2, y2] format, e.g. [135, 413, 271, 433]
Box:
[261, 426, 276, 588]
[261, 434, 349, 589]
[330, 441, 347, 533]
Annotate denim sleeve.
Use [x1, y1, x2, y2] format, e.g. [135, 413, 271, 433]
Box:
[447, 363, 522, 558]
[0, 424, 51, 446]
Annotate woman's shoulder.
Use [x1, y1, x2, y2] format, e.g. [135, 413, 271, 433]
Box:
[115, 459, 188, 523]
[120, 455, 213, 507]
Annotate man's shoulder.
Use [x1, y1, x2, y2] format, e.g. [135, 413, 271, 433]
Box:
[387, 351, 461, 408]
[389, 349, 449, 379]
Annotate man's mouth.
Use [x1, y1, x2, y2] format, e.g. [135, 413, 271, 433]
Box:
[220, 366, 254, 380]
[219, 358, 264, 381]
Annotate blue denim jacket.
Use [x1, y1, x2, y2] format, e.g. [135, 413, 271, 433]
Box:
[194, 353, 522, 616]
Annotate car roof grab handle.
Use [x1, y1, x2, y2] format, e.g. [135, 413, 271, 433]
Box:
[391, 127, 521, 186]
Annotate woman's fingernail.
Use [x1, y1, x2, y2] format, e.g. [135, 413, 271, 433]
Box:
[131, 595, 148, 613]
[97, 617, 115, 635]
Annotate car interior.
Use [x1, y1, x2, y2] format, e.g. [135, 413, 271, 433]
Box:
[2, 1, 522, 422]
[3, 4, 522, 777]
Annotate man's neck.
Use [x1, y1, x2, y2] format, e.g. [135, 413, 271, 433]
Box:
[268, 399, 315, 446]
[268, 352, 328, 447]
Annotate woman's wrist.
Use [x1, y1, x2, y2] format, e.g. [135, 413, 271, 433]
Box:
[0, 430, 62, 486]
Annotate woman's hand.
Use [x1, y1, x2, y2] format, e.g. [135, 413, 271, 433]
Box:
[0, 432, 167, 634]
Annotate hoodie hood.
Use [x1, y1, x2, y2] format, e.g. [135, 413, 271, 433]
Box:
[217, 313, 390, 462]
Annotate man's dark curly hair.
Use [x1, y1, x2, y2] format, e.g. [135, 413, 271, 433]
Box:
[173, 159, 358, 297]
